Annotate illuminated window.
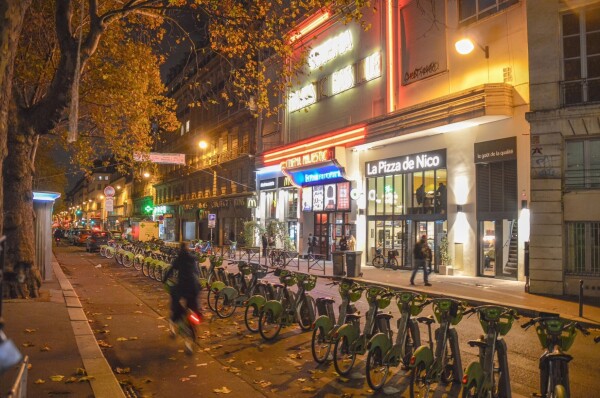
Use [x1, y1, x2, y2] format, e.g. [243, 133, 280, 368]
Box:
[459, 0, 518, 26]
[331, 65, 355, 95]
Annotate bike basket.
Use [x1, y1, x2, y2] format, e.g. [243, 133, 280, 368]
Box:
[283, 275, 297, 287]
[366, 287, 381, 302]
[377, 296, 391, 309]
[348, 288, 363, 303]
[303, 275, 317, 291]
[480, 307, 515, 336]
[239, 263, 252, 276]
[536, 319, 577, 351]
[433, 299, 464, 325]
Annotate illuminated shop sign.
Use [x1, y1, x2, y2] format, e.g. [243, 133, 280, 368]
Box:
[365, 149, 447, 177]
[259, 178, 277, 190]
[284, 149, 331, 169]
[152, 205, 169, 215]
[474, 137, 516, 164]
[288, 84, 317, 112]
[308, 30, 353, 70]
[364, 52, 381, 81]
[278, 176, 294, 188]
[283, 160, 348, 187]
[331, 65, 355, 95]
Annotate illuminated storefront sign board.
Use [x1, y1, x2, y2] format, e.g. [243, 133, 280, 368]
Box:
[308, 30, 353, 70]
[331, 65, 355, 95]
[284, 149, 331, 169]
[259, 178, 277, 190]
[288, 83, 317, 112]
[283, 161, 348, 187]
[365, 52, 381, 81]
[152, 205, 168, 215]
[365, 149, 447, 177]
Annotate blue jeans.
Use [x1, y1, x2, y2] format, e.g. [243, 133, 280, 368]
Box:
[410, 258, 428, 284]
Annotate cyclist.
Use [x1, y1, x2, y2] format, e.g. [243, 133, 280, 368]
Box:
[164, 243, 202, 333]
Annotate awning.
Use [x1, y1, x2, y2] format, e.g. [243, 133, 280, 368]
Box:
[282, 160, 350, 187]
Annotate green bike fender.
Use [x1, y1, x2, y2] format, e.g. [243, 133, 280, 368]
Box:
[210, 280, 226, 292]
[462, 361, 483, 389]
[124, 252, 134, 261]
[262, 300, 284, 319]
[198, 278, 208, 289]
[410, 345, 433, 369]
[144, 256, 153, 264]
[246, 295, 266, 310]
[336, 322, 360, 344]
[367, 332, 392, 356]
[106, 247, 116, 254]
[220, 286, 238, 301]
[313, 315, 333, 333]
[135, 254, 145, 261]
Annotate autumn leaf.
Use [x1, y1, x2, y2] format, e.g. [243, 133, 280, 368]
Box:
[213, 386, 232, 394]
[40, 345, 51, 352]
[78, 376, 96, 382]
[50, 375, 65, 382]
[301, 387, 316, 393]
[116, 337, 129, 342]
[114, 367, 131, 374]
[34, 379, 45, 384]
[22, 342, 34, 347]
[24, 328, 36, 333]
[65, 376, 78, 383]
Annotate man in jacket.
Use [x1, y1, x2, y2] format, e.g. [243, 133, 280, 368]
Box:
[410, 235, 432, 286]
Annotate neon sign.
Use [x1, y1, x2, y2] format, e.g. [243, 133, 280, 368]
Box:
[282, 161, 348, 187]
[308, 30, 353, 70]
[288, 83, 317, 112]
[365, 149, 447, 177]
[365, 52, 381, 81]
[284, 149, 331, 168]
[331, 65, 354, 95]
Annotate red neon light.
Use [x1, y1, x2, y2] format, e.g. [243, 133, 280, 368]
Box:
[264, 127, 365, 160]
[289, 9, 331, 42]
[263, 128, 366, 165]
[386, 0, 394, 112]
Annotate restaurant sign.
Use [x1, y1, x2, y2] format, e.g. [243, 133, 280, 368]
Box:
[365, 149, 446, 177]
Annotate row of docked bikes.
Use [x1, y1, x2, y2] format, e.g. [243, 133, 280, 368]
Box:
[97, 238, 599, 398]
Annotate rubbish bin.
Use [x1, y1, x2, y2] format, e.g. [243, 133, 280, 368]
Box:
[345, 251, 362, 277]
[332, 251, 346, 276]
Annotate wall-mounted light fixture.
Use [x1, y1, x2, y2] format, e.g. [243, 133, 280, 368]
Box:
[455, 38, 489, 59]
[456, 204, 464, 212]
[521, 190, 528, 209]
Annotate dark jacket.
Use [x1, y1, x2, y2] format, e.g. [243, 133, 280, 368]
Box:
[413, 240, 426, 260]
[164, 249, 199, 294]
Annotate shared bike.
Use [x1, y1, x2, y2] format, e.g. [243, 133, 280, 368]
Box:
[409, 297, 468, 398]
[333, 286, 394, 376]
[461, 305, 519, 398]
[521, 312, 590, 398]
[365, 291, 429, 390]
[311, 278, 365, 363]
[214, 262, 270, 318]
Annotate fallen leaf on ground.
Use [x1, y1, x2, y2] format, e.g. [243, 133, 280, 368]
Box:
[255, 366, 263, 371]
[180, 377, 190, 382]
[24, 328, 36, 333]
[65, 377, 78, 383]
[76, 368, 87, 375]
[301, 387, 316, 393]
[40, 345, 51, 352]
[22, 342, 34, 347]
[50, 375, 65, 382]
[244, 360, 255, 365]
[106, 316, 112, 320]
[78, 376, 95, 382]
[114, 367, 130, 374]
[34, 379, 45, 384]
[297, 378, 306, 383]
[196, 363, 208, 367]
[116, 337, 129, 342]
[128, 336, 139, 340]
[133, 310, 143, 314]
[98, 340, 112, 348]
[213, 386, 232, 394]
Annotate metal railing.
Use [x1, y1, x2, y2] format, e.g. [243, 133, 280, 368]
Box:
[560, 77, 600, 107]
[6, 356, 28, 398]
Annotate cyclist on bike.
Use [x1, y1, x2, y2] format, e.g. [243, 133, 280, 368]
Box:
[164, 243, 201, 332]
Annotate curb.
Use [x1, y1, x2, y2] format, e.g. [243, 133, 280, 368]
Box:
[52, 257, 126, 398]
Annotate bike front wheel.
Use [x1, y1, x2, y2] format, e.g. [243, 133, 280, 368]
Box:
[244, 304, 260, 333]
[372, 255, 384, 268]
[122, 254, 133, 268]
[366, 346, 389, 390]
[441, 342, 458, 384]
[215, 292, 237, 319]
[258, 309, 281, 341]
[297, 296, 315, 331]
[410, 362, 432, 398]
[333, 335, 356, 376]
[311, 326, 331, 364]
[142, 261, 151, 277]
[133, 256, 143, 271]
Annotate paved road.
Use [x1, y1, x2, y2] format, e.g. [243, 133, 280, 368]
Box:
[55, 246, 600, 397]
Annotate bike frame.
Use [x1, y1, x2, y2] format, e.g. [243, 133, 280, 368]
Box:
[262, 273, 316, 327]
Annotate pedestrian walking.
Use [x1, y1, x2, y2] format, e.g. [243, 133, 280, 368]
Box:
[261, 233, 268, 257]
[307, 233, 315, 255]
[423, 239, 433, 275]
[410, 235, 431, 286]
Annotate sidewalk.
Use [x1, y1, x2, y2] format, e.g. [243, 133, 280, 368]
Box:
[0, 255, 124, 398]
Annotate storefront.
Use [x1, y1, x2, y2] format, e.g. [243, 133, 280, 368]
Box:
[364, 149, 447, 271]
[257, 176, 300, 249]
[152, 205, 176, 241]
[474, 137, 519, 280]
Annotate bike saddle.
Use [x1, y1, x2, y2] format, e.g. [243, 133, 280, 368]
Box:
[376, 312, 393, 321]
[416, 316, 435, 325]
[346, 313, 362, 321]
[467, 339, 487, 348]
[316, 297, 335, 304]
[272, 283, 285, 289]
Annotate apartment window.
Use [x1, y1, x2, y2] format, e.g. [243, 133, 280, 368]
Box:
[459, 0, 518, 26]
[561, 6, 600, 105]
[565, 138, 600, 189]
[185, 120, 190, 133]
[566, 222, 600, 276]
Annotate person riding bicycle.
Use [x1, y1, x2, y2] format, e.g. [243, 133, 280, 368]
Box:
[53, 228, 63, 245]
[164, 243, 201, 332]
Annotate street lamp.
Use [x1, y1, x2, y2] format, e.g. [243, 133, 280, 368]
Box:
[198, 140, 208, 150]
[455, 38, 489, 59]
[143, 171, 151, 178]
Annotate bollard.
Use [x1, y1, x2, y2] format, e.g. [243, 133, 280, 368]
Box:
[579, 280, 584, 318]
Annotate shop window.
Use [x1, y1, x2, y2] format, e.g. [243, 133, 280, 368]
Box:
[566, 222, 600, 276]
[285, 189, 298, 219]
[561, 6, 600, 105]
[435, 169, 447, 213]
[459, 0, 518, 26]
[394, 174, 404, 215]
[565, 138, 600, 189]
[367, 178, 376, 215]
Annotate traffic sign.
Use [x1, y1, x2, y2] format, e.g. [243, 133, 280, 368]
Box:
[104, 185, 115, 197]
[208, 213, 216, 228]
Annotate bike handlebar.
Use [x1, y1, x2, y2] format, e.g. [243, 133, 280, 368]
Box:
[521, 315, 589, 335]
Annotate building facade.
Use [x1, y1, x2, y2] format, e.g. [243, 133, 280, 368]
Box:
[256, 0, 531, 280]
[526, 0, 600, 296]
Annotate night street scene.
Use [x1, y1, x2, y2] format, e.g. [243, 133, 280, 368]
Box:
[0, 0, 599, 397]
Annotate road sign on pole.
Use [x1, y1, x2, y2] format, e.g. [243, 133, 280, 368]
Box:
[208, 213, 216, 229]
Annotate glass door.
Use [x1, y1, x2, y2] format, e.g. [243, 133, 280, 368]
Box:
[314, 213, 330, 259]
[479, 219, 518, 279]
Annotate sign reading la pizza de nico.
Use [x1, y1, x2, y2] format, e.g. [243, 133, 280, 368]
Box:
[365, 149, 446, 177]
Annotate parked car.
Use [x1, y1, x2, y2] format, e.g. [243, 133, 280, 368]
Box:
[73, 229, 92, 246]
[66, 229, 81, 245]
[86, 231, 111, 252]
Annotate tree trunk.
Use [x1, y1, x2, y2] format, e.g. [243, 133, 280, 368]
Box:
[0, 0, 31, 235]
[4, 115, 38, 297]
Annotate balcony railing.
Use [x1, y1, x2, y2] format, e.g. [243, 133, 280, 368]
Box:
[560, 78, 600, 107]
[564, 168, 600, 190]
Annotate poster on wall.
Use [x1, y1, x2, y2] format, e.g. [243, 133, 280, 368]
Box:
[337, 182, 350, 210]
[313, 186, 324, 211]
[324, 184, 337, 210]
[400, 0, 447, 85]
[302, 187, 313, 211]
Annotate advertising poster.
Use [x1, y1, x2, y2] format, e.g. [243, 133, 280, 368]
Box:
[302, 187, 313, 211]
[313, 186, 324, 211]
[337, 182, 350, 210]
[324, 184, 337, 210]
